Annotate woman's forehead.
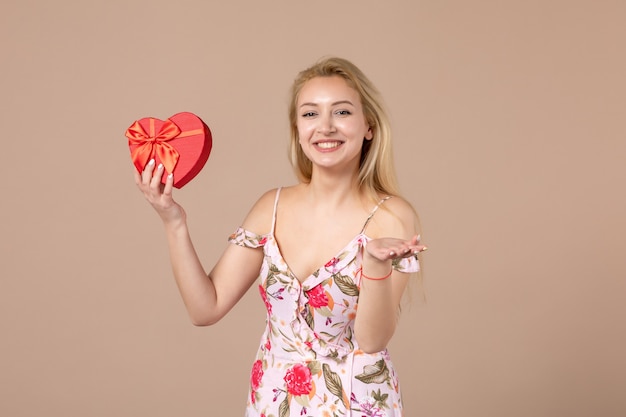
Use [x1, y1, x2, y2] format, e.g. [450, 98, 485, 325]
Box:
[297, 76, 361, 106]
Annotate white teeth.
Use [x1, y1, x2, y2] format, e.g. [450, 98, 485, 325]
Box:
[316, 141, 342, 149]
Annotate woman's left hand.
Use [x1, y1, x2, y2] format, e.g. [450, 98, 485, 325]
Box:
[365, 235, 427, 262]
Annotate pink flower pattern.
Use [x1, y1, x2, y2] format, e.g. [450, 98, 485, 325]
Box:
[284, 364, 313, 396]
[305, 284, 329, 308]
[229, 195, 420, 417]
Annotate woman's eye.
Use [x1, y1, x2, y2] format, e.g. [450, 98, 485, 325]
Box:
[336, 110, 352, 116]
[302, 111, 316, 117]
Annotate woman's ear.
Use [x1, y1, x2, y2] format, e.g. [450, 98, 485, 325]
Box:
[365, 126, 373, 140]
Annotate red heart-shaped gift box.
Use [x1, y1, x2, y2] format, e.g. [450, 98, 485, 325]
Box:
[126, 112, 212, 188]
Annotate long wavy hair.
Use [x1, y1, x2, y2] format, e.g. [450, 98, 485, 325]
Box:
[288, 57, 424, 301]
[288, 57, 400, 201]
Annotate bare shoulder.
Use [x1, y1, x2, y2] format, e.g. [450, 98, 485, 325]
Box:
[368, 195, 420, 239]
[240, 188, 280, 235]
[269, 183, 302, 201]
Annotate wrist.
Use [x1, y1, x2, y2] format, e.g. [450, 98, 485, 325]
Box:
[362, 249, 390, 267]
[359, 267, 393, 281]
[361, 258, 392, 280]
[163, 216, 188, 236]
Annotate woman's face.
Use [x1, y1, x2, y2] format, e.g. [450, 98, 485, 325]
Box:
[296, 76, 372, 173]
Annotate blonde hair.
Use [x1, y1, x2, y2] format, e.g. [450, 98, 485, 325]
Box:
[288, 57, 425, 303]
[288, 57, 399, 201]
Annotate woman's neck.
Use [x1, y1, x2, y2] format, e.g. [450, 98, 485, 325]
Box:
[302, 167, 365, 209]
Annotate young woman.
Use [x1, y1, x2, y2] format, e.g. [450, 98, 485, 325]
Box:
[135, 56, 427, 417]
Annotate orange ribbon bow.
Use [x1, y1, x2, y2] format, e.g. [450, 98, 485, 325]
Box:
[126, 118, 181, 174]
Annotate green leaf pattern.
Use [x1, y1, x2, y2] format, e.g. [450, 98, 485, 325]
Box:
[228, 226, 419, 416]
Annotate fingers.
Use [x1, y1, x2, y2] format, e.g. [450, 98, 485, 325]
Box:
[135, 158, 176, 201]
[141, 159, 156, 185]
[132, 159, 183, 225]
[387, 236, 428, 259]
[163, 171, 174, 197]
[410, 235, 427, 254]
[150, 162, 164, 189]
[137, 159, 170, 189]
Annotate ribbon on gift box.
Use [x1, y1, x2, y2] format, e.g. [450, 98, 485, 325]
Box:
[125, 118, 204, 174]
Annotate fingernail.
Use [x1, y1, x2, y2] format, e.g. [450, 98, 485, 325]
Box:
[148, 159, 155, 165]
[422, 246, 429, 252]
[157, 163, 163, 170]
[389, 251, 396, 256]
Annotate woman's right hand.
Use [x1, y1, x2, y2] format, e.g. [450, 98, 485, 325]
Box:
[134, 159, 186, 225]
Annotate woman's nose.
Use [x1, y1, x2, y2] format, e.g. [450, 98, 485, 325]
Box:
[317, 114, 336, 134]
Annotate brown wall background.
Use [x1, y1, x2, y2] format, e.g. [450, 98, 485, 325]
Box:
[1, 1, 624, 416]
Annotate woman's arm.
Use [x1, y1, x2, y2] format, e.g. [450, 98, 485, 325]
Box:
[353, 198, 426, 353]
[134, 160, 272, 326]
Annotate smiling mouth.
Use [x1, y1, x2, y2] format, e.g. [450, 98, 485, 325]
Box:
[314, 141, 344, 149]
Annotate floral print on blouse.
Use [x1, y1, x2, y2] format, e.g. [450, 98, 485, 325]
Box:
[229, 189, 420, 417]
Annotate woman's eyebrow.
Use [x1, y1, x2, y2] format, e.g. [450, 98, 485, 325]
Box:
[299, 100, 355, 108]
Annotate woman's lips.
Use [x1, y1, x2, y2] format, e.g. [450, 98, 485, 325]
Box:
[313, 140, 344, 150]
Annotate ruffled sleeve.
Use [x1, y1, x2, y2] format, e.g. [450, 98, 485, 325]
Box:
[228, 227, 268, 248]
[392, 254, 421, 274]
